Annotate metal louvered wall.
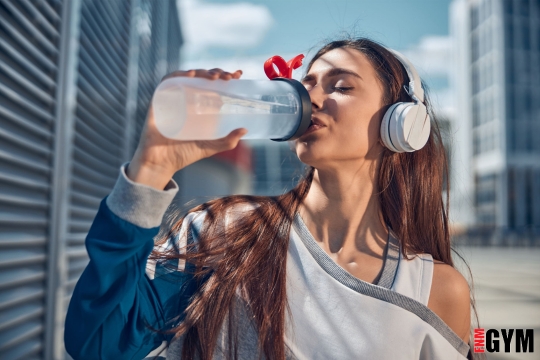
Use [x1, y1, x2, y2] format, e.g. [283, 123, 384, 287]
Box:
[0, 0, 182, 359]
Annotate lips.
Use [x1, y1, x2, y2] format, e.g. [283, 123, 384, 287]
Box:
[302, 116, 326, 136]
[310, 116, 326, 127]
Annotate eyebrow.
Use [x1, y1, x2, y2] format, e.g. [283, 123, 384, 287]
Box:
[301, 68, 363, 83]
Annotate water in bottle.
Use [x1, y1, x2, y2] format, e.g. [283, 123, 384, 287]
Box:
[151, 77, 311, 141]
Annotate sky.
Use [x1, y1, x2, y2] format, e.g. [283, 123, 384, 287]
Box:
[177, 0, 454, 108]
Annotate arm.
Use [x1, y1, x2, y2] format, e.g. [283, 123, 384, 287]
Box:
[65, 163, 193, 360]
[64, 68, 246, 359]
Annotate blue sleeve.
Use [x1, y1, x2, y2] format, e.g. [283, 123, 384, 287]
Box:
[65, 198, 197, 360]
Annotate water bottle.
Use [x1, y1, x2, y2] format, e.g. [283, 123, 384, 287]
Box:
[151, 77, 312, 141]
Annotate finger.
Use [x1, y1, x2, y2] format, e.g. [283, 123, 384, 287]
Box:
[203, 128, 248, 155]
[193, 69, 220, 80]
[219, 72, 234, 80]
[231, 70, 243, 79]
[161, 69, 195, 82]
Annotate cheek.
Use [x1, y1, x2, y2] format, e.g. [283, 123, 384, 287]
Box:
[335, 101, 380, 150]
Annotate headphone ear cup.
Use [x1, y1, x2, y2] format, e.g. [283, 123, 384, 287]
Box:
[380, 103, 402, 152]
[381, 102, 431, 152]
[404, 103, 430, 151]
[382, 102, 414, 152]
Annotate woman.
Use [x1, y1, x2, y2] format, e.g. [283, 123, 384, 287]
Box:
[65, 38, 475, 359]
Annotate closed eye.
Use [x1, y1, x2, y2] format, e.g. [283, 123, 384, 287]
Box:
[333, 86, 354, 93]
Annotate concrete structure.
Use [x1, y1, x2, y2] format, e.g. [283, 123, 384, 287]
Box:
[454, 246, 540, 359]
[450, 0, 540, 238]
[0, 1, 182, 358]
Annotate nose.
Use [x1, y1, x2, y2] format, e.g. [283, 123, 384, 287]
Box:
[307, 84, 324, 111]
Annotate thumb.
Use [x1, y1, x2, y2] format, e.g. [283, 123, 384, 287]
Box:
[221, 128, 248, 150]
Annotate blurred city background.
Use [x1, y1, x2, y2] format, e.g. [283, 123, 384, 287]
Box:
[0, 0, 538, 359]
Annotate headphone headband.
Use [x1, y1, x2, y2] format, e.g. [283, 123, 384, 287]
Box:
[388, 49, 424, 103]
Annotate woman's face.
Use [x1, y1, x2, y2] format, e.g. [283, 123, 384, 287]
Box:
[294, 47, 387, 169]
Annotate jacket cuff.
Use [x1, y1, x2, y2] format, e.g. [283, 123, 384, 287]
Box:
[105, 162, 179, 228]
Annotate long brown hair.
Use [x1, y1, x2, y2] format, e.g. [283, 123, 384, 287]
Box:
[153, 37, 479, 360]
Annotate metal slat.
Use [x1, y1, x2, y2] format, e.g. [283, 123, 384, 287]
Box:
[74, 111, 123, 153]
[35, 0, 60, 23]
[78, 48, 125, 101]
[66, 232, 86, 244]
[72, 146, 118, 175]
[79, 13, 127, 81]
[65, 248, 87, 260]
[0, 238, 46, 248]
[0, 38, 56, 88]
[69, 204, 99, 219]
[73, 131, 121, 169]
[79, 34, 126, 88]
[0, 59, 54, 105]
[0, 8, 56, 70]
[0, 213, 47, 227]
[0, 323, 42, 354]
[0, 149, 51, 174]
[72, 161, 116, 189]
[0, 193, 48, 209]
[77, 64, 126, 115]
[97, 0, 130, 54]
[0, 289, 44, 312]
[0, 0, 58, 54]
[67, 261, 88, 280]
[0, 0, 59, 359]
[18, 0, 59, 38]
[70, 189, 101, 209]
[0, 104, 53, 140]
[76, 87, 125, 134]
[0, 82, 54, 122]
[0, 172, 49, 192]
[89, 2, 130, 65]
[0, 272, 45, 291]
[0, 255, 46, 269]
[71, 175, 113, 198]
[0, 127, 52, 158]
[77, 75, 125, 120]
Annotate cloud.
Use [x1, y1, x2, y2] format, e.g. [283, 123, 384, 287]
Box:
[398, 36, 454, 110]
[400, 35, 453, 77]
[178, 0, 274, 58]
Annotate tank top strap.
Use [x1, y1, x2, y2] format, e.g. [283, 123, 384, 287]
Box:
[389, 234, 434, 306]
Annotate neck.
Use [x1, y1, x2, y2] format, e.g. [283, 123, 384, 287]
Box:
[299, 161, 388, 258]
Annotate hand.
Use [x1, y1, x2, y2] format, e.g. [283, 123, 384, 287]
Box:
[127, 69, 246, 190]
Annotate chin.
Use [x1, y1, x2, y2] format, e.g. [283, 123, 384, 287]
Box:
[295, 142, 329, 168]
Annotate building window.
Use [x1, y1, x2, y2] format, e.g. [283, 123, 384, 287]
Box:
[508, 168, 516, 228]
[505, 0, 514, 16]
[522, 23, 531, 50]
[520, 0, 530, 16]
[471, 6, 479, 30]
[473, 66, 480, 94]
[473, 98, 480, 127]
[506, 18, 514, 49]
[475, 173, 497, 225]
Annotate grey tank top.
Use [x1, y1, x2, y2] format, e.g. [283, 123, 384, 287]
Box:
[158, 211, 468, 359]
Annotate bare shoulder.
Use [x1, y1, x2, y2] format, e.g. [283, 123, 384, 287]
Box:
[427, 260, 471, 344]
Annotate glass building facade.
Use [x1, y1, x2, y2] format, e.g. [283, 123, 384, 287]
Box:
[462, 0, 540, 234]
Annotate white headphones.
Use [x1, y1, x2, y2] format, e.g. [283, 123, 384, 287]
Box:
[380, 50, 431, 153]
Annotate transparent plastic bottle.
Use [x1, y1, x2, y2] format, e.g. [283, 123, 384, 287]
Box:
[151, 77, 311, 141]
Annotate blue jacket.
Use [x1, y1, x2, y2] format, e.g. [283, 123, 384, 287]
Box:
[64, 164, 190, 359]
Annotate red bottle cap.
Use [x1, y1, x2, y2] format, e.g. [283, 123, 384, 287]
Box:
[264, 54, 305, 79]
